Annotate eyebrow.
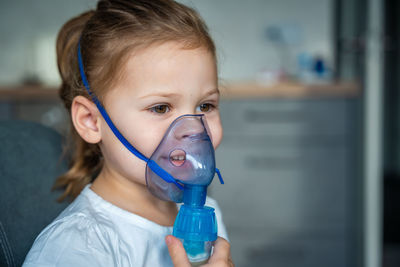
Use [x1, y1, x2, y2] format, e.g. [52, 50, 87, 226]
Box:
[138, 92, 181, 99]
[139, 88, 220, 99]
[203, 88, 220, 97]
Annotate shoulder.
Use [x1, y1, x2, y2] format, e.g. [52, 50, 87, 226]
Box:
[205, 196, 223, 214]
[24, 214, 112, 266]
[205, 196, 229, 241]
[23, 192, 131, 266]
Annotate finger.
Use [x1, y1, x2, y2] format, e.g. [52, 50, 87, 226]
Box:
[207, 237, 232, 264]
[165, 235, 191, 267]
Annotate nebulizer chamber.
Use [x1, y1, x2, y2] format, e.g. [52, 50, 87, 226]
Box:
[146, 115, 221, 264]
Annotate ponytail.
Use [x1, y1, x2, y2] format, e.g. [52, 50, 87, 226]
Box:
[53, 10, 103, 202]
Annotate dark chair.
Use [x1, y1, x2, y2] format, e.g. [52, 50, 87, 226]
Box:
[0, 120, 69, 267]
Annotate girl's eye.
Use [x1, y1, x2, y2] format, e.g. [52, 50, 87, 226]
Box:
[198, 103, 214, 113]
[150, 104, 170, 114]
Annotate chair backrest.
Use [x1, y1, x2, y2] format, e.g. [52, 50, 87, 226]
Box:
[0, 120, 69, 267]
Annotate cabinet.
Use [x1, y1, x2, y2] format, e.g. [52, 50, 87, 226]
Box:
[0, 84, 360, 266]
[210, 97, 359, 267]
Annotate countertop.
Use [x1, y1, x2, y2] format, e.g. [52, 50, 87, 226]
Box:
[220, 81, 360, 99]
[0, 81, 360, 102]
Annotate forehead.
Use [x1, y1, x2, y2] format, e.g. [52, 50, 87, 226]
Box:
[113, 42, 217, 97]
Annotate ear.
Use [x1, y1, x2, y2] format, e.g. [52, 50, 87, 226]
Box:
[71, 96, 102, 144]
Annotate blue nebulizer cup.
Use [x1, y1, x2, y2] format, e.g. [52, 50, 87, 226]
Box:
[146, 115, 223, 264]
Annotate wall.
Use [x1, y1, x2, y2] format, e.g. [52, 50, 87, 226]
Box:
[0, 0, 333, 85]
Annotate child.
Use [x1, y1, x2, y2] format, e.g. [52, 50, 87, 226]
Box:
[23, 0, 232, 266]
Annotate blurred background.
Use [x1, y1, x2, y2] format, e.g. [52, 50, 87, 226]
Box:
[0, 0, 397, 266]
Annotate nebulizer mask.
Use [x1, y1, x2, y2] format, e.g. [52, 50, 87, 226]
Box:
[147, 114, 224, 263]
[78, 42, 224, 264]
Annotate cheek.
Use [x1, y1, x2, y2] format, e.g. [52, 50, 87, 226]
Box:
[130, 119, 173, 158]
[209, 118, 223, 150]
[100, 124, 148, 181]
[114, 114, 169, 158]
[133, 131, 162, 158]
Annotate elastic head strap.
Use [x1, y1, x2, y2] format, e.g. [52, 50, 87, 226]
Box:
[77, 41, 148, 162]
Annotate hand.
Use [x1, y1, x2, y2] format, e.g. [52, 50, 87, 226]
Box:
[165, 235, 234, 267]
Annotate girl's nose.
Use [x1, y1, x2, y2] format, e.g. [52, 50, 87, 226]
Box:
[173, 116, 206, 141]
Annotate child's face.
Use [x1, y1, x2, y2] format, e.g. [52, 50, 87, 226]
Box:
[98, 42, 222, 186]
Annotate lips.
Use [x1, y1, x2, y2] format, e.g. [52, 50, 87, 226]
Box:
[169, 149, 186, 167]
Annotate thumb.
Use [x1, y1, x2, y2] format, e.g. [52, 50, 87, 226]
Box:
[165, 235, 191, 267]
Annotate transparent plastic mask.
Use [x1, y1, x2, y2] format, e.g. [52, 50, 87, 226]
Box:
[145, 114, 215, 202]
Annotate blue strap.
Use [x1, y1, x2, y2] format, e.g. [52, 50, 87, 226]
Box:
[78, 41, 148, 162]
[215, 168, 224, 184]
[147, 160, 184, 189]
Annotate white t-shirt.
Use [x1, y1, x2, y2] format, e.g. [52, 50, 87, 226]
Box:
[23, 185, 228, 267]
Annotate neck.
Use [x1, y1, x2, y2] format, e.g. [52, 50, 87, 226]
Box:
[90, 164, 178, 226]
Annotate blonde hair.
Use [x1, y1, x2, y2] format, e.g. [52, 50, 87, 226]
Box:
[54, 0, 216, 201]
